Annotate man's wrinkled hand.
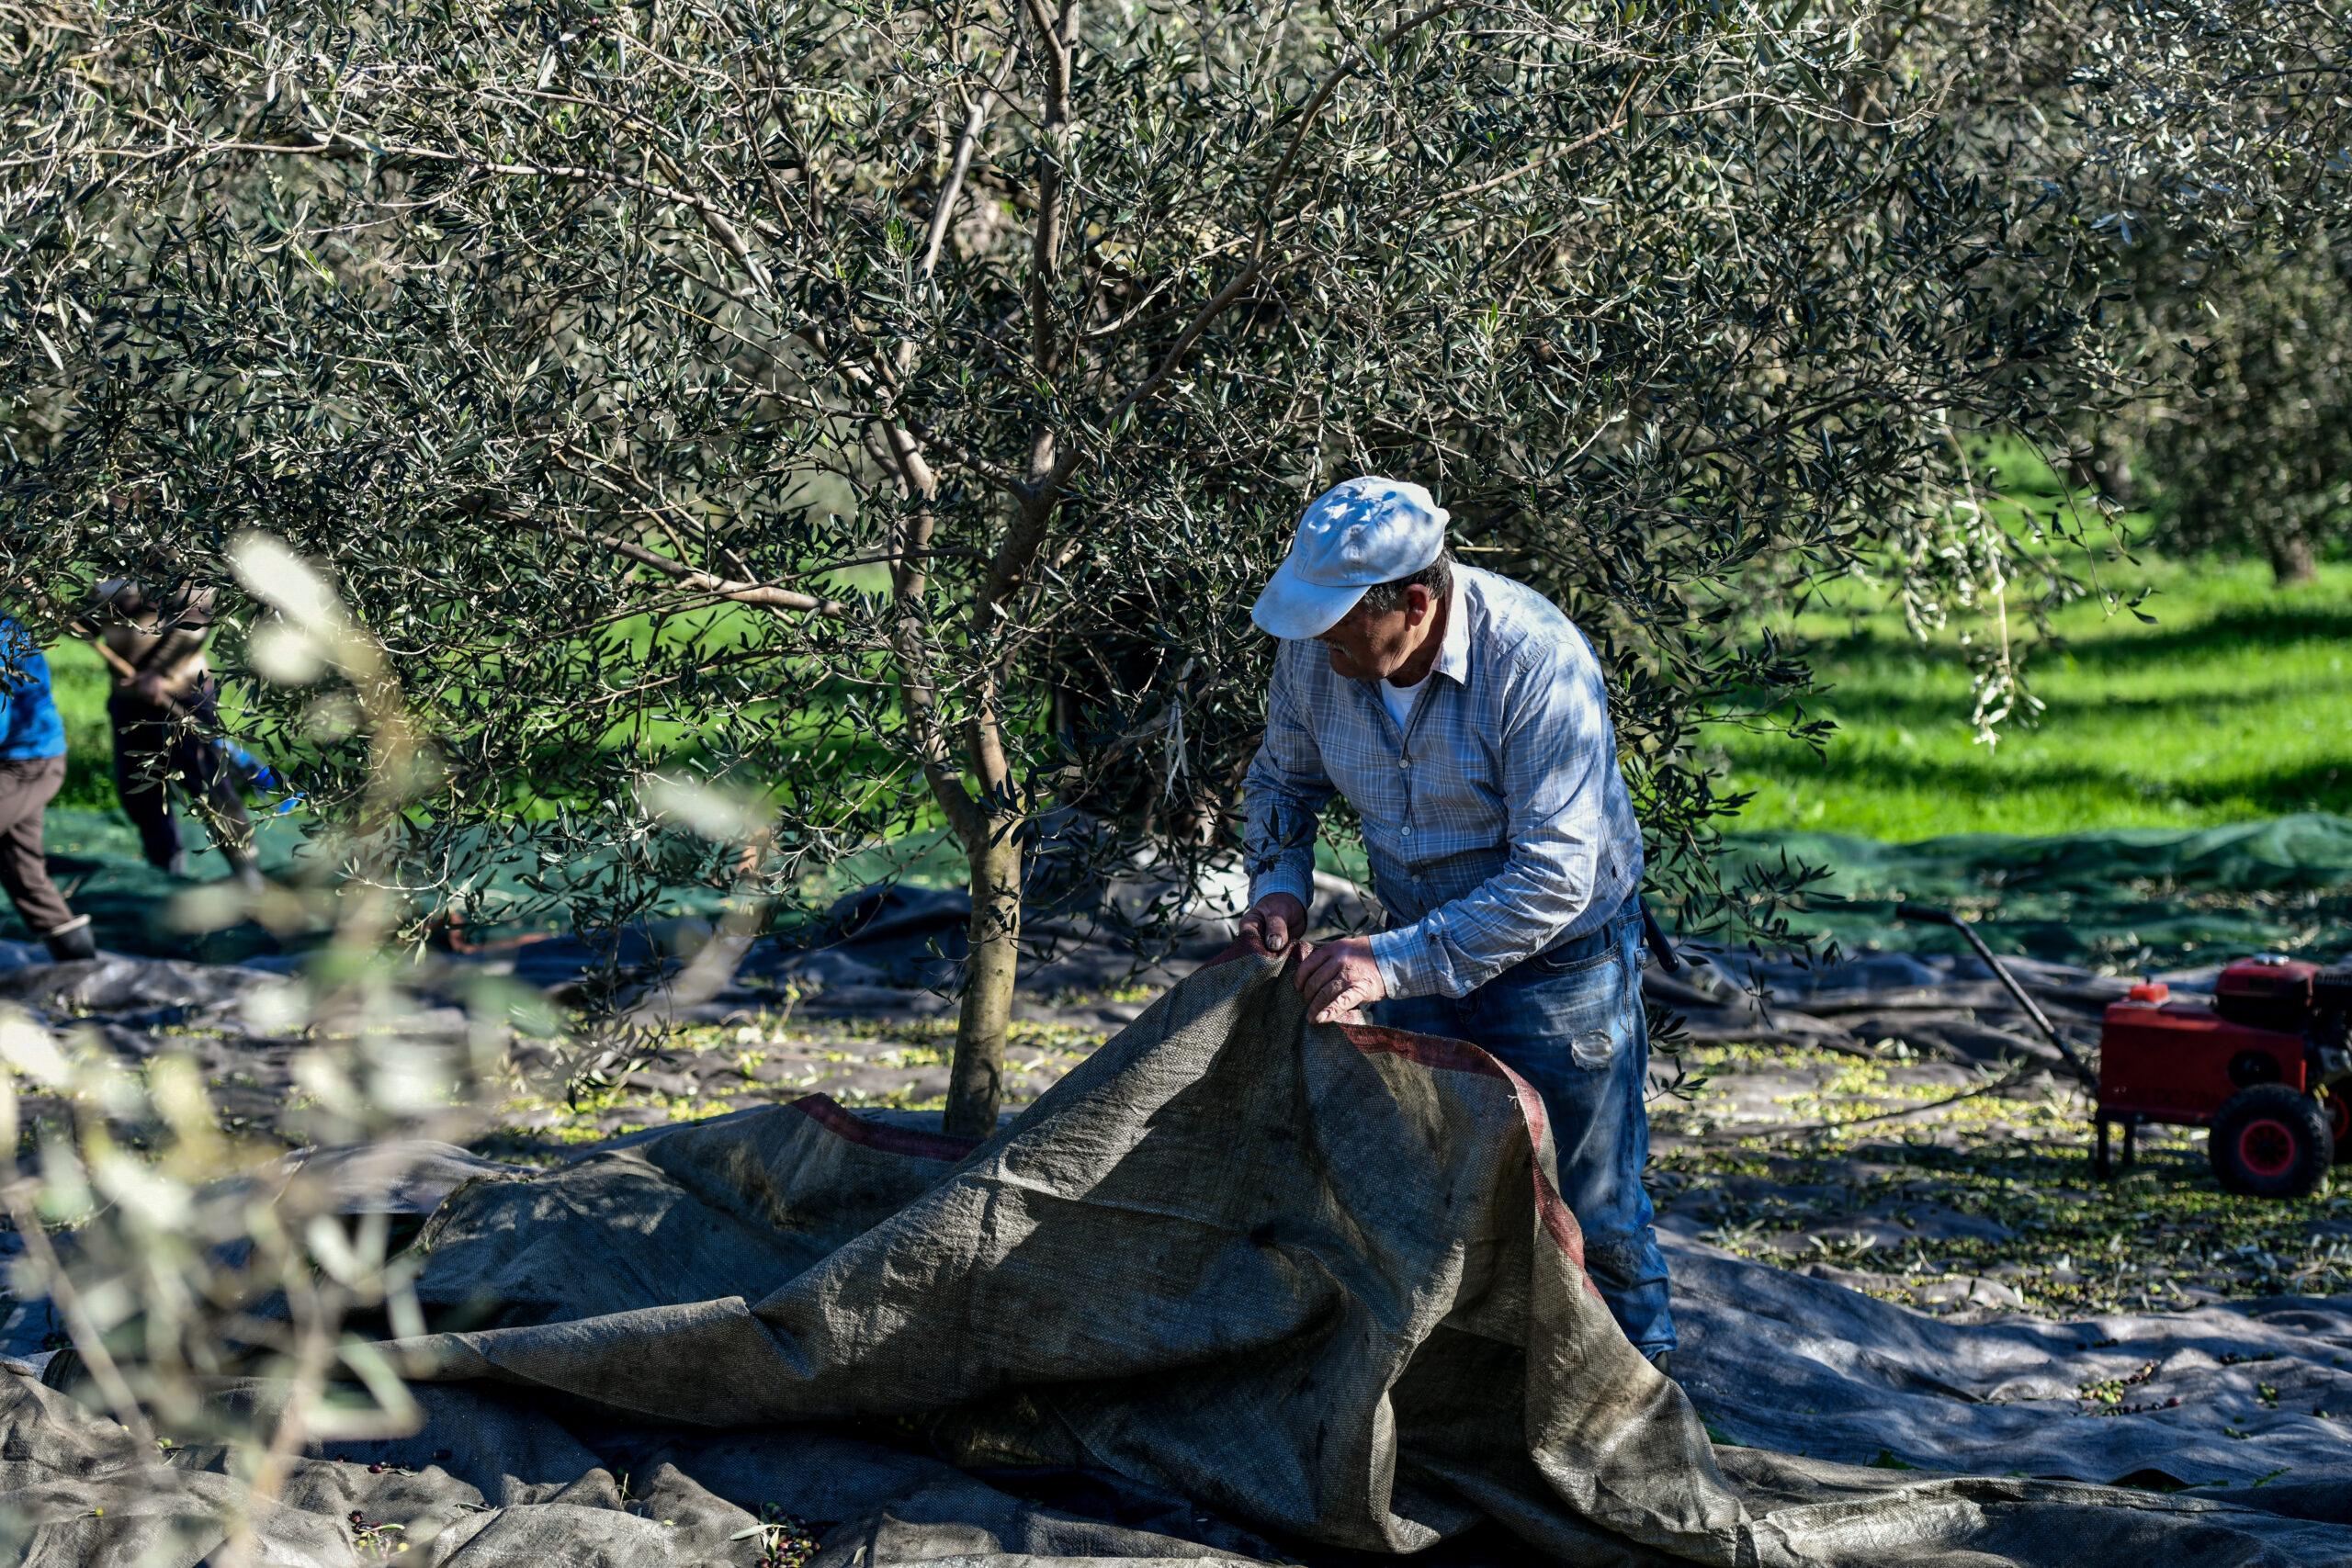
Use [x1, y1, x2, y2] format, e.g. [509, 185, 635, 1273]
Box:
[1294, 936, 1385, 1024]
[1238, 892, 1308, 955]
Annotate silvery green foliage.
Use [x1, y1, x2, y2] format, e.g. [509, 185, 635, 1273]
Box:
[2066, 1, 2348, 585]
[6, 0, 2321, 1118]
[0, 1005, 482, 1565]
[2143, 224, 2352, 583]
[2059, 1, 2349, 251]
[0, 543, 512, 1567]
[1917, 0, 2352, 586]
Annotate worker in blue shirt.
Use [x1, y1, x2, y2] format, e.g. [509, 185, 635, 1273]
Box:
[0, 618, 96, 962]
[1239, 479, 1671, 1371]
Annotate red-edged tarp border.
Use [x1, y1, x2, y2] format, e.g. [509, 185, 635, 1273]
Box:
[782, 952, 1594, 1285]
[1342, 1021, 1593, 1281]
[787, 1093, 978, 1162]
[1204, 932, 1589, 1274]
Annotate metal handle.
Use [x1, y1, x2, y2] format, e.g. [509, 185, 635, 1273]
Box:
[1895, 902, 2097, 1088]
[1639, 899, 1683, 974]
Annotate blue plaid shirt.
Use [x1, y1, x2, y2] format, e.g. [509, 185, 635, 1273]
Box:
[1242, 566, 1644, 999]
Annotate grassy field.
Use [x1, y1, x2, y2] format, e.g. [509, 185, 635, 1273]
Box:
[35, 503, 2347, 846]
[1714, 551, 2352, 841]
[42, 639, 118, 811]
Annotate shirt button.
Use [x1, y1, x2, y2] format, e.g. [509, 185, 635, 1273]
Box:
[1399, 826, 1412, 839]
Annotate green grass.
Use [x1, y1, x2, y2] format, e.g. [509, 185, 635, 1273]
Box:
[45, 639, 117, 810]
[38, 487, 2345, 854]
[1716, 554, 2352, 840]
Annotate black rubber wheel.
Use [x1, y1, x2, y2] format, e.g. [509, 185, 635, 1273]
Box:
[2329, 1084, 2352, 1166]
[2211, 1083, 2335, 1199]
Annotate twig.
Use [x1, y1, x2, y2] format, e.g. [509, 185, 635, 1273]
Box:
[921, 51, 1018, 278]
[2, 1188, 154, 1448]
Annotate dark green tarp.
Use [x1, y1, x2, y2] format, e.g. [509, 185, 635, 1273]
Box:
[1707, 812, 2352, 968]
[17, 809, 2352, 974]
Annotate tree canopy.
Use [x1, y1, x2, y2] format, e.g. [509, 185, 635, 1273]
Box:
[4, 0, 2341, 1128]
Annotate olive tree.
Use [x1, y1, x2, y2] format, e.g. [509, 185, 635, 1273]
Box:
[5, 0, 2153, 1134]
[2059, 0, 2351, 581]
[1907, 0, 2352, 578]
[2138, 226, 2352, 584]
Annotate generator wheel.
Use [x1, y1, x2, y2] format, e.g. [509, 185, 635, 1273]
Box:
[2329, 1084, 2352, 1165]
[2211, 1084, 2335, 1200]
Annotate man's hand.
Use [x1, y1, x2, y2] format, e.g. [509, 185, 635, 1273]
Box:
[1294, 936, 1385, 1024]
[1238, 892, 1308, 955]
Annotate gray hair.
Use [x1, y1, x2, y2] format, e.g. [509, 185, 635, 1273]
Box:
[1355, 548, 1453, 617]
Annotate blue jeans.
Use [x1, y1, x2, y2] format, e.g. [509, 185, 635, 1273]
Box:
[1375, 906, 1674, 1356]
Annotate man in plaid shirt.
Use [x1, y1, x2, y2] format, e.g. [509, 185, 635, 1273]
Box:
[1239, 477, 1673, 1371]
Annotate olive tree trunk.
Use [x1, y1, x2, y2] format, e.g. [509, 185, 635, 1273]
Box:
[2267, 531, 2319, 587]
[944, 825, 1023, 1138]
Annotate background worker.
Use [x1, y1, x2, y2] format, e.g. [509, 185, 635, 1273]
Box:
[1238, 478, 1673, 1372]
[0, 618, 97, 963]
[85, 581, 262, 890]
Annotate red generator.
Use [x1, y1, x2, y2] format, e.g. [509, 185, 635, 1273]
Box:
[2098, 957, 2352, 1198]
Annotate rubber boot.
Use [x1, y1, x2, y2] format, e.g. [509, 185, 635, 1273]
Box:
[1646, 1350, 1673, 1382]
[42, 917, 96, 964]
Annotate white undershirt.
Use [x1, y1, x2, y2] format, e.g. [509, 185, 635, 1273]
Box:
[1380, 672, 1426, 733]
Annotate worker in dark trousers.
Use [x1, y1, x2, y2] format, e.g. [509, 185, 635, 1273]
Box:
[0, 618, 96, 962]
[85, 581, 261, 890]
[1238, 479, 1673, 1373]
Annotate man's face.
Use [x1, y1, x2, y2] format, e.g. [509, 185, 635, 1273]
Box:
[1314, 584, 1433, 682]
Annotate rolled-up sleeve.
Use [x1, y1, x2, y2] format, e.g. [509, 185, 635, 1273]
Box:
[1242, 650, 1335, 915]
[1367, 643, 1613, 998]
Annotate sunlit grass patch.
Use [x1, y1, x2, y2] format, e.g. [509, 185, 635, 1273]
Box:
[1714, 549, 2352, 840]
[831, 1014, 1109, 1060]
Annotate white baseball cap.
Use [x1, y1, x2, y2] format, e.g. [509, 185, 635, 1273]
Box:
[1250, 477, 1451, 639]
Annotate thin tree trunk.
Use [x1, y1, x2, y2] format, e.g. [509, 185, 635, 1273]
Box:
[2066, 428, 2136, 506]
[944, 822, 1022, 1137]
[2267, 531, 2317, 586]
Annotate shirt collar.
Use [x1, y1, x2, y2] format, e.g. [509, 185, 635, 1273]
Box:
[1431, 571, 1470, 684]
